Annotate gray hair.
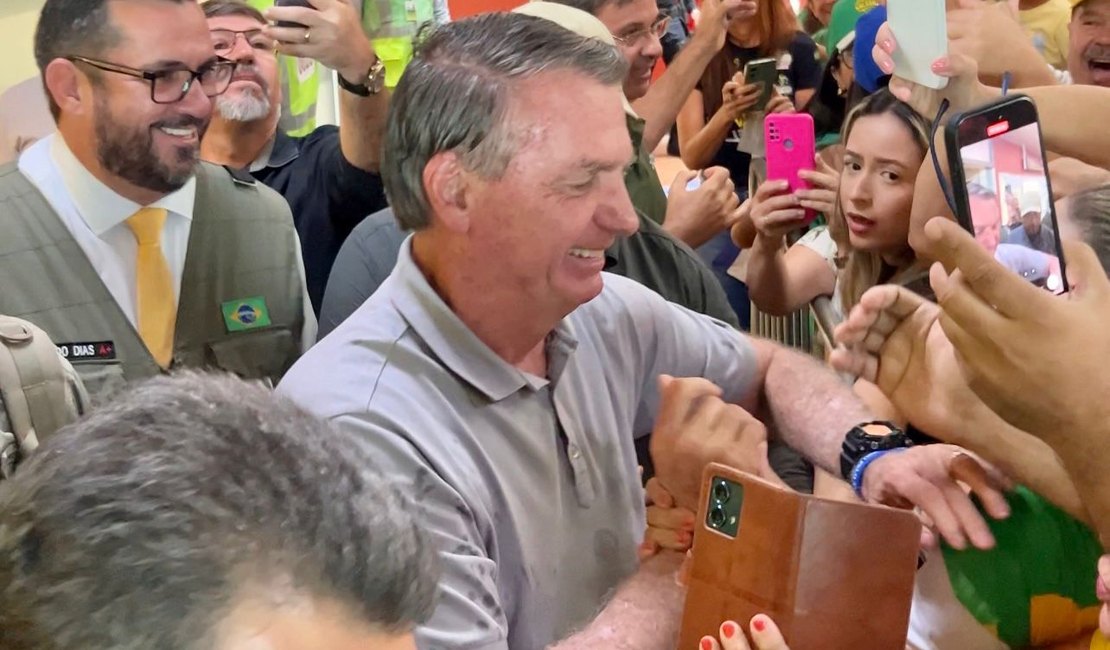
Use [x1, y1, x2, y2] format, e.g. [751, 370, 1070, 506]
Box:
[1068, 183, 1110, 276]
[382, 12, 628, 230]
[0, 371, 438, 650]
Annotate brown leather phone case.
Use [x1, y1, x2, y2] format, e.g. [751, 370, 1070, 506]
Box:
[677, 463, 922, 650]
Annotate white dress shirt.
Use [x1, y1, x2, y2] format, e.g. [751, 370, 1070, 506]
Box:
[18, 134, 316, 351]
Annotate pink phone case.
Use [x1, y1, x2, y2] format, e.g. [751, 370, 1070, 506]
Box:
[765, 113, 817, 224]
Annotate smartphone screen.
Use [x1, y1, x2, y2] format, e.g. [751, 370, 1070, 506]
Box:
[948, 96, 1067, 294]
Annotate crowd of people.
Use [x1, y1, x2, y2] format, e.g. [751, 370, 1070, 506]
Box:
[0, 0, 1108, 648]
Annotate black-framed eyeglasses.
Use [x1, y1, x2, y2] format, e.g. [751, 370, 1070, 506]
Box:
[209, 29, 276, 57]
[612, 16, 670, 47]
[65, 55, 237, 104]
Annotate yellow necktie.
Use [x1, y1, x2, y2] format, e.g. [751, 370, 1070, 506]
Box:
[125, 207, 175, 368]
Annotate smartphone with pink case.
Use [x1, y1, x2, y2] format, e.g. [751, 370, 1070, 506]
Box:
[765, 113, 817, 225]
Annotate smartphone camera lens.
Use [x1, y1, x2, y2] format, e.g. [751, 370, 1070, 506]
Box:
[712, 480, 730, 504]
[709, 504, 727, 529]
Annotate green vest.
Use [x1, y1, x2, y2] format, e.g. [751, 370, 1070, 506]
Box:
[361, 0, 435, 88]
[0, 162, 306, 404]
[624, 114, 669, 225]
[247, 0, 319, 137]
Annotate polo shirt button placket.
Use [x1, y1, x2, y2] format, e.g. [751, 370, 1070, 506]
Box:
[565, 441, 595, 506]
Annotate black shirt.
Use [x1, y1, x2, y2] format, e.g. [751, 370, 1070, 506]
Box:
[696, 32, 823, 189]
[251, 127, 387, 315]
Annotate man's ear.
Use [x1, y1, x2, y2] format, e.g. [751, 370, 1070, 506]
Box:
[44, 59, 88, 118]
[423, 151, 472, 233]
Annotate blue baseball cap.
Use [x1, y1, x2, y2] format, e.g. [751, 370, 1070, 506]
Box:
[853, 4, 890, 94]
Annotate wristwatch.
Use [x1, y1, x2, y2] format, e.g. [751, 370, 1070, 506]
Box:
[839, 420, 913, 481]
[337, 57, 386, 96]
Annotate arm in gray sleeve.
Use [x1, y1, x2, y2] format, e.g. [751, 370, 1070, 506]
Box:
[318, 209, 407, 339]
[331, 413, 510, 650]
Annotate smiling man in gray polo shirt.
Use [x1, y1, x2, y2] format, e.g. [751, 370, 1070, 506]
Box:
[278, 13, 887, 650]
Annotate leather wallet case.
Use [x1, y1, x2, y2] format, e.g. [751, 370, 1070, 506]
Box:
[677, 463, 922, 650]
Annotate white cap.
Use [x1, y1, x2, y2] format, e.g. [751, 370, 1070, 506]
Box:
[512, 1, 639, 117]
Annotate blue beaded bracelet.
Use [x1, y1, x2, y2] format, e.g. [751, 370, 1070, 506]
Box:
[850, 448, 909, 499]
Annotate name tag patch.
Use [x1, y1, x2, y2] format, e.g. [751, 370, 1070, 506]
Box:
[56, 341, 116, 361]
[221, 297, 272, 333]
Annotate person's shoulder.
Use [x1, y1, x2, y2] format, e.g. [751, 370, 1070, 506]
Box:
[349, 207, 405, 245]
[576, 272, 673, 327]
[631, 220, 720, 282]
[297, 124, 340, 149]
[278, 291, 418, 418]
[197, 161, 296, 223]
[790, 30, 817, 50]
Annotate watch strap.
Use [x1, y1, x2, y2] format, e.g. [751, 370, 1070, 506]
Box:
[850, 448, 909, 499]
[337, 57, 385, 96]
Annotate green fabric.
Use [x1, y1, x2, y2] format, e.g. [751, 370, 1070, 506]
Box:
[816, 132, 841, 149]
[243, 0, 319, 137]
[609, 214, 740, 328]
[825, 0, 880, 55]
[623, 114, 668, 225]
[941, 486, 1102, 648]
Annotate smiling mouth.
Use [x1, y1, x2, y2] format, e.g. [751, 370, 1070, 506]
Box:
[158, 126, 198, 139]
[569, 247, 605, 259]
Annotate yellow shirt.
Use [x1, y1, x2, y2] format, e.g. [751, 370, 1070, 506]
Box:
[1020, 0, 1073, 70]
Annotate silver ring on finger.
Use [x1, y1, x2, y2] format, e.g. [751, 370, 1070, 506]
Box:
[304, 28, 311, 43]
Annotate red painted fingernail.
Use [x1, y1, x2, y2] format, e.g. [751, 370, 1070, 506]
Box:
[931, 58, 948, 73]
[722, 622, 737, 639]
[701, 638, 713, 650]
[753, 616, 767, 633]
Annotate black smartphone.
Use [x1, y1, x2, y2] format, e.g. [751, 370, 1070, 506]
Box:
[743, 57, 778, 111]
[945, 94, 1068, 294]
[274, 0, 314, 29]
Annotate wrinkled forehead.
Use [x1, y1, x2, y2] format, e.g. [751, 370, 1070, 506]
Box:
[1075, 0, 1110, 18]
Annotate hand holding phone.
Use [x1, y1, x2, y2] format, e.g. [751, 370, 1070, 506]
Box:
[945, 94, 1068, 293]
[743, 57, 778, 111]
[273, 0, 315, 30]
[887, 0, 948, 90]
[764, 113, 817, 225]
[722, 76, 764, 121]
[677, 464, 921, 650]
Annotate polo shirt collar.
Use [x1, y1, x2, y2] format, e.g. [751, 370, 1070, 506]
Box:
[251, 130, 300, 172]
[390, 236, 579, 402]
[49, 133, 195, 236]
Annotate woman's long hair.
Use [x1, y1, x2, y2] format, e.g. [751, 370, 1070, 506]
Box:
[828, 90, 930, 314]
[747, 0, 802, 57]
[701, 0, 801, 118]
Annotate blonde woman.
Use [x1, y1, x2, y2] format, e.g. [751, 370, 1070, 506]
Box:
[743, 90, 931, 320]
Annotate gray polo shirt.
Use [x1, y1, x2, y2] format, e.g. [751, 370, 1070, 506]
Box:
[277, 238, 757, 649]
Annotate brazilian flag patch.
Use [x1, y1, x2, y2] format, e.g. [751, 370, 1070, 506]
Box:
[221, 297, 272, 332]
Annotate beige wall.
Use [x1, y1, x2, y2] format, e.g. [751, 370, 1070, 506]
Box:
[0, 0, 44, 94]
